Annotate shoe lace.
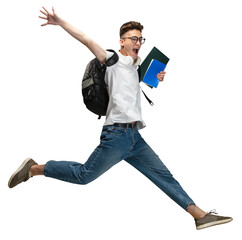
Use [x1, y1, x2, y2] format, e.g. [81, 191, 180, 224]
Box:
[207, 209, 218, 215]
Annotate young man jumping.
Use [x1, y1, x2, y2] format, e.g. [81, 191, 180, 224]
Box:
[8, 6, 232, 230]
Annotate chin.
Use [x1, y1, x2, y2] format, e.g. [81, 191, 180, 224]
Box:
[132, 55, 138, 60]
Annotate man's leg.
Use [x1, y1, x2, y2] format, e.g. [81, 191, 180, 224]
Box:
[9, 125, 131, 187]
[124, 131, 205, 218]
[43, 144, 124, 185]
[125, 130, 233, 229]
[30, 164, 45, 176]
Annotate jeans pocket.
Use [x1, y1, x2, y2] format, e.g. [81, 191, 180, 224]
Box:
[107, 126, 126, 136]
[100, 129, 109, 140]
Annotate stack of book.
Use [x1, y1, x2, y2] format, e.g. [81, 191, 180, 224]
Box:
[140, 47, 169, 88]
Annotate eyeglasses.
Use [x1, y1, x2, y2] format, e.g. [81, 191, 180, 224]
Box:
[121, 36, 146, 44]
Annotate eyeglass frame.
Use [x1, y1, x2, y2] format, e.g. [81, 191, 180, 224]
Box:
[121, 36, 146, 44]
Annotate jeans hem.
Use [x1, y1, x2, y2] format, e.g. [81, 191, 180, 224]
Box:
[43, 161, 51, 177]
[185, 202, 196, 211]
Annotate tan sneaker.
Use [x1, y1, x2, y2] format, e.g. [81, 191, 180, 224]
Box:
[195, 210, 233, 230]
[8, 158, 38, 188]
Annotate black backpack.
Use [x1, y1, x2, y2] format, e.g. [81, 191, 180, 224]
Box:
[82, 50, 119, 119]
[82, 50, 153, 119]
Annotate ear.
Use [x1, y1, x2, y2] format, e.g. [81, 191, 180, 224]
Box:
[120, 38, 125, 47]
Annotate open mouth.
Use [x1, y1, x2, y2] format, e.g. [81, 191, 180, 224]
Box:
[133, 48, 139, 55]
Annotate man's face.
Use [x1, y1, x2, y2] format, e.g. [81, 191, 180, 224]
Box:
[120, 29, 142, 61]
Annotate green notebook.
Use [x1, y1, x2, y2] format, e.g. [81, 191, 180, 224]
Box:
[139, 46, 169, 82]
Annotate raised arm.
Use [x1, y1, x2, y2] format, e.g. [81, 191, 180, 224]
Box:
[39, 7, 106, 64]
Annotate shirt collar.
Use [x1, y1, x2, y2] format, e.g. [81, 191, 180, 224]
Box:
[118, 51, 141, 66]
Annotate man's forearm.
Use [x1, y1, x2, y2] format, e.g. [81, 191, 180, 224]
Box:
[58, 19, 106, 63]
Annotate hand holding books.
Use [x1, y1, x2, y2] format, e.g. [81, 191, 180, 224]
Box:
[140, 47, 169, 88]
[157, 71, 166, 82]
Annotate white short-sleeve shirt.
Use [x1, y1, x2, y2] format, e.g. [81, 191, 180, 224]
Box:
[104, 51, 146, 129]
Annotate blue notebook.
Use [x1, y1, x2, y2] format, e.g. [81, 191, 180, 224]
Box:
[139, 46, 169, 82]
[142, 59, 166, 88]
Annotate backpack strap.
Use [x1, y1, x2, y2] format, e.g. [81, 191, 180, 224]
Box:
[137, 65, 142, 82]
[96, 50, 119, 120]
[141, 88, 154, 106]
[137, 65, 154, 106]
[105, 49, 119, 66]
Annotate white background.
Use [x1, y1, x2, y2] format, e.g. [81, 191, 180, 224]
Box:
[1, 0, 241, 239]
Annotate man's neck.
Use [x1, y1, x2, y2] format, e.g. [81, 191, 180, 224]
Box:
[119, 49, 138, 65]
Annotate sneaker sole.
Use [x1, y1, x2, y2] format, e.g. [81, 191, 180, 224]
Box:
[196, 218, 233, 230]
[8, 158, 33, 188]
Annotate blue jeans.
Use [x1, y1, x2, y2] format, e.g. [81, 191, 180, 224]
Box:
[44, 124, 195, 210]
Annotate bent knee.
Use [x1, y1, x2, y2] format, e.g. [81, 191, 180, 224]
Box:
[75, 174, 94, 185]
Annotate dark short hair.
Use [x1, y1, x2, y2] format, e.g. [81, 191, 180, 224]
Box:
[120, 21, 144, 38]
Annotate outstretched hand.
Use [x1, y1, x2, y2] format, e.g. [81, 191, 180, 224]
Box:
[39, 6, 60, 27]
